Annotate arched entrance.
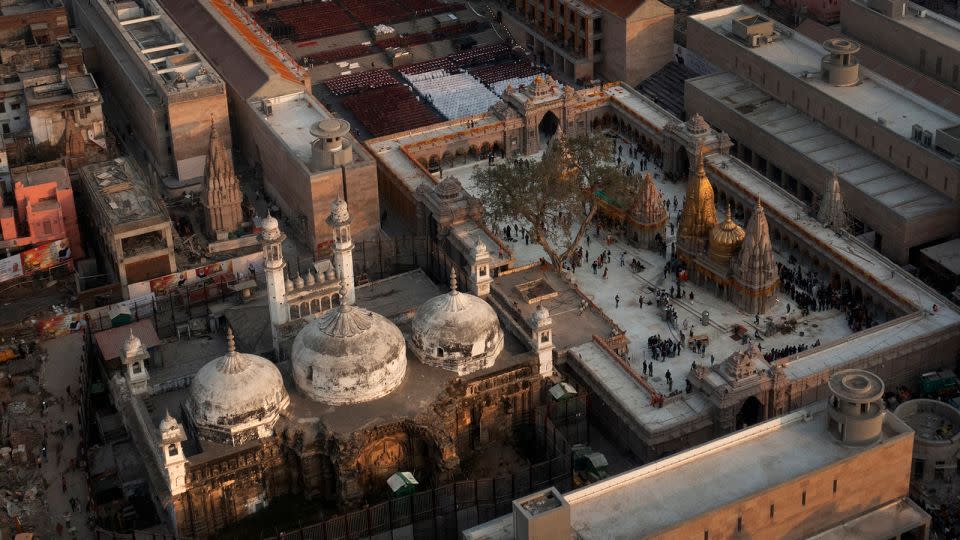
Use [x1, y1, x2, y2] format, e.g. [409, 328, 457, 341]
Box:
[736, 396, 763, 429]
[538, 111, 560, 144]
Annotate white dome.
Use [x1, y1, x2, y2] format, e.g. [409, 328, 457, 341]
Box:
[123, 329, 143, 358]
[531, 304, 552, 329]
[411, 270, 503, 375]
[260, 212, 281, 241]
[329, 197, 351, 224]
[292, 296, 406, 405]
[159, 410, 179, 432]
[186, 329, 288, 446]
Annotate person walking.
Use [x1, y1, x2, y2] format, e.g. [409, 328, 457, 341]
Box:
[615, 294, 620, 308]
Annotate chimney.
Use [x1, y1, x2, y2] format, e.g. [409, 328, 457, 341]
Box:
[512, 487, 570, 540]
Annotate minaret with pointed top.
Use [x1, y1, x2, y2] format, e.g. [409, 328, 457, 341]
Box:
[259, 212, 288, 356]
[202, 121, 244, 239]
[468, 239, 492, 297]
[159, 409, 187, 496]
[530, 303, 554, 377]
[677, 145, 717, 253]
[121, 329, 150, 395]
[734, 197, 779, 314]
[818, 171, 848, 233]
[327, 196, 355, 305]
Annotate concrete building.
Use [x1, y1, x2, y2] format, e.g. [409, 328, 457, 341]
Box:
[0, 164, 82, 256]
[465, 370, 930, 540]
[79, 157, 175, 296]
[155, 0, 382, 250]
[684, 6, 960, 264]
[497, 0, 675, 85]
[70, 0, 230, 193]
[841, 0, 960, 92]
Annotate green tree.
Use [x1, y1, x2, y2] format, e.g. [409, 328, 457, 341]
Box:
[473, 130, 632, 269]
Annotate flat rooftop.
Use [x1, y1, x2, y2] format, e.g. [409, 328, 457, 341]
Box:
[12, 166, 69, 189]
[920, 238, 960, 275]
[253, 91, 367, 172]
[851, 0, 960, 53]
[0, 0, 59, 16]
[79, 158, 168, 229]
[690, 5, 960, 141]
[465, 404, 913, 539]
[688, 71, 955, 219]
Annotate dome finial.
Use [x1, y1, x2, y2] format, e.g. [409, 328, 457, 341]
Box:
[449, 267, 458, 293]
[339, 280, 349, 305]
[226, 326, 236, 355]
[726, 202, 733, 221]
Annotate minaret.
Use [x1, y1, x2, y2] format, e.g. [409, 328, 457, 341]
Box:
[677, 145, 717, 253]
[121, 329, 150, 396]
[159, 410, 188, 496]
[202, 121, 244, 239]
[734, 196, 779, 314]
[259, 212, 288, 356]
[818, 170, 848, 233]
[468, 239, 492, 297]
[530, 304, 554, 377]
[327, 196, 355, 305]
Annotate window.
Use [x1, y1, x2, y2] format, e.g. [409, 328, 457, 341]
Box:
[42, 220, 52, 234]
[889, 145, 892, 158]
[704, 531, 709, 540]
[907, 155, 911, 168]
[833, 478, 838, 493]
[860, 403, 868, 414]
[936, 56, 942, 76]
[920, 48, 926, 69]
[132, 363, 141, 374]
[437, 347, 444, 357]
[1, 124, 8, 135]
[168, 444, 178, 456]
[737, 516, 743, 532]
[953, 65, 958, 83]
[10, 103, 19, 110]
[541, 332, 550, 343]
[801, 490, 807, 506]
[770, 504, 775, 518]
[0, 102, 5, 113]
[593, 18, 601, 32]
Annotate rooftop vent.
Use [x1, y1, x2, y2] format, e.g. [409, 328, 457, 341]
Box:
[826, 369, 885, 447]
[820, 38, 861, 87]
[512, 487, 570, 540]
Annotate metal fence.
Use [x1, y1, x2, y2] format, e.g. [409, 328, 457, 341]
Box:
[264, 403, 580, 540]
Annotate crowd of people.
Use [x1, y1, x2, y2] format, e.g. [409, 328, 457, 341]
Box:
[764, 339, 821, 363]
[778, 261, 875, 331]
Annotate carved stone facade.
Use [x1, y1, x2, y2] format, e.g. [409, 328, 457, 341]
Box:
[202, 124, 244, 238]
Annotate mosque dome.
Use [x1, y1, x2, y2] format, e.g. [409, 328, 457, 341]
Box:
[292, 287, 406, 404]
[329, 197, 351, 225]
[186, 328, 289, 445]
[531, 304, 552, 329]
[123, 330, 143, 358]
[411, 269, 504, 375]
[708, 204, 746, 264]
[159, 410, 179, 433]
[260, 212, 281, 242]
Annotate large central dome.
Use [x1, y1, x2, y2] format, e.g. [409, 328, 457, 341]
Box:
[292, 287, 406, 404]
[186, 328, 288, 446]
[411, 270, 504, 375]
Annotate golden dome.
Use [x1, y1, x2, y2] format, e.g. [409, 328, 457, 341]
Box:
[678, 149, 717, 244]
[708, 204, 745, 264]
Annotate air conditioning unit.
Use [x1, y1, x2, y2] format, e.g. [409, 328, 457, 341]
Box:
[922, 130, 933, 147]
[912, 124, 923, 142]
[262, 101, 273, 117]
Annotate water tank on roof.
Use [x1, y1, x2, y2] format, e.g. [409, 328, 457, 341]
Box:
[310, 118, 353, 170]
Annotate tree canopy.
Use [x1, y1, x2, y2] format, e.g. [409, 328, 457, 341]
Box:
[472, 130, 633, 269]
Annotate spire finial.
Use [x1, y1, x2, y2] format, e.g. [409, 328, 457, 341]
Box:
[449, 267, 458, 293]
[338, 281, 348, 305]
[226, 326, 236, 355]
[726, 202, 733, 221]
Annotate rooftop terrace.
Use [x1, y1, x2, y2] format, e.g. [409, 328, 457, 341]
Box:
[465, 403, 914, 539]
[0, 0, 59, 16]
[688, 71, 956, 220]
[689, 5, 960, 141]
[80, 158, 168, 229]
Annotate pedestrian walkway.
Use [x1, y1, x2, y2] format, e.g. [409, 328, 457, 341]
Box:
[39, 332, 94, 539]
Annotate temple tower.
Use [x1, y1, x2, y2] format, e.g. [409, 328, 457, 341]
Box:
[202, 123, 244, 238]
[327, 196, 355, 305]
[260, 213, 288, 355]
[818, 171, 848, 234]
[677, 147, 717, 254]
[159, 411, 188, 496]
[121, 330, 150, 396]
[629, 172, 668, 248]
[733, 197, 779, 314]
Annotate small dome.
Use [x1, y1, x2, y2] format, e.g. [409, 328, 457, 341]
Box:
[285, 276, 294, 292]
[324, 269, 336, 281]
[305, 271, 316, 286]
[708, 204, 745, 264]
[294, 274, 305, 289]
[159, 410, 179, 432]
[531, 304, 552, 329]
[260, 212, 281, 241]
[329, 197, 350, 225]
[292, 288, 406, 404]
[435, 176, 462, 200]
[123, 329, 143, 358]
[411, 269, 504, 375]
[187, 328, 288, 445]
[471, 239, 489, 260]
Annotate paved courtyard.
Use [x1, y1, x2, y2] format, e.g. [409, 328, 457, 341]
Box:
[448, 136, 854, 396]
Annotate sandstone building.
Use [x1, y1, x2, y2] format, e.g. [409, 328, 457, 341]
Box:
[70, 0, 231, 193]
[497, 0, 676, 85]
[465, 370, 931, 539]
